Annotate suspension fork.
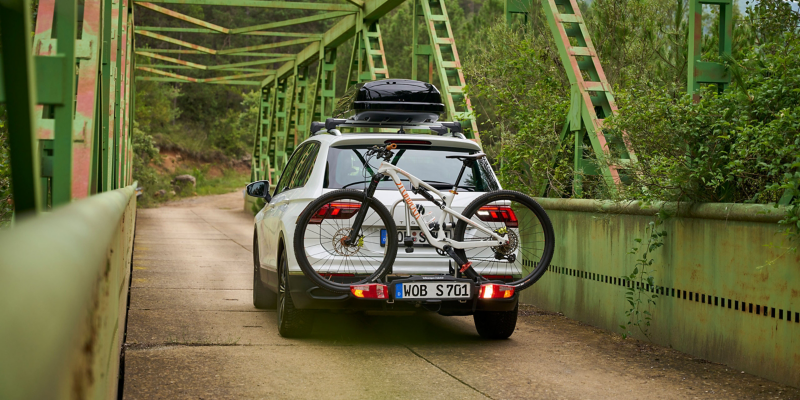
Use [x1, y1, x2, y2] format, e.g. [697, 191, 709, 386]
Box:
[344, 173, 384, 246]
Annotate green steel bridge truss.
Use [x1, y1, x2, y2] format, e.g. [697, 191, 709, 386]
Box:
[1, 0, 136, 215]
[128, 0, 481, 183]
[506, 0, 739, 198]
[7, 0, 788, 212]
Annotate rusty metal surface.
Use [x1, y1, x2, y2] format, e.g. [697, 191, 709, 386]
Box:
[521, 201, 800, 387]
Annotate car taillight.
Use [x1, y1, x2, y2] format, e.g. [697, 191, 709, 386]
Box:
[350, 283, 389, 299]
[309, 202, 361, 224]
[479, 283, 515, 299]
[476, 206, 518, 228]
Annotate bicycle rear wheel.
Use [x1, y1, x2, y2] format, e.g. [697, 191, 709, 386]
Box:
[293, 189, 398, 293]
[452, 190, 554, 291]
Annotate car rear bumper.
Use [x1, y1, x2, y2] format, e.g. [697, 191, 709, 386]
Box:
[288, 274, 517, 315]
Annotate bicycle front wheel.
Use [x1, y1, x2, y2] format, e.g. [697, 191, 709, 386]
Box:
[453, 190, 554, 291]
[293, 189, 398, 293]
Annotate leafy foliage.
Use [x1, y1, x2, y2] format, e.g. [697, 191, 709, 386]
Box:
[605, 32, 800, 232]
[620, 219, 666, 340]
[463, 23, 572, 195]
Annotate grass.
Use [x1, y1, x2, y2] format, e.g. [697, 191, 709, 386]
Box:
[192, 167, 250, 196]
[136, 162, 250, 208]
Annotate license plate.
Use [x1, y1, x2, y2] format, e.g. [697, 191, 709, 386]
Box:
[394, 282, 471, 300]
[380, 229, 450, 247]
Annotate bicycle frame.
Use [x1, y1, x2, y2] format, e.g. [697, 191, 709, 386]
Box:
[376, 161, 508, 251]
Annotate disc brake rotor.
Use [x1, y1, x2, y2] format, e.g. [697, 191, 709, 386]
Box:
[491, 227, 519, 256]
[332, 227, 362, 256]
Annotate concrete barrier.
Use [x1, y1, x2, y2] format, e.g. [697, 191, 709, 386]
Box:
[0, 184, 137, 399]
[523, 199, 799, 387]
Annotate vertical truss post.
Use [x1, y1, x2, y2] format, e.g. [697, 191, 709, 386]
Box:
[266, 75, 293, 182]
[264, 80, 280, 183]
[31, 0, 78, 207]
[292, 64, 312, 144]
[100, 0, 121, 192]
[273, 73, 295, 181]
[112, 0, 125, 189]
[0, 0, 42, 215]
[72, 0, 103, 199]
[541, 0, 636, 196]
[311, 45, 337, 123]
[252, 85, 273, 182]
[688, 0, 732, 100]
[347, 21, 389, 89]
[117, 0, 130, 189]
[31, 0, 55, 208]
[412, 1, 433, 83]
[417, 0, 479, 141]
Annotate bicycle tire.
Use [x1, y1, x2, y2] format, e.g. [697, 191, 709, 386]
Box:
[453, 190, 555, 291]
[293, 189, 398, 293]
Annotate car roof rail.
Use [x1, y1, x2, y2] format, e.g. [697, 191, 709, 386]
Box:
[310, 118, 464, 139]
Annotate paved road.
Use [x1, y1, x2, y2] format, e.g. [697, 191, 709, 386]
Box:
[123, 192, 800, 399]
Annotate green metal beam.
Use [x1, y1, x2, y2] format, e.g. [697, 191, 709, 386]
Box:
[208, 59, 290, 70]
[135, 51, 208, 69]
[137, 66, 197, 82]
[229, 11, 353, 35]
[217, 37, 320, 54]
[135, 26, 323, 38]
[140, 49, 294, 57]
[0, 0, 42, 215]
[146, 64, 270, 72]
[137, 0, 359, 11]
[261, 0, 406, 85]
[51, 0, 78, 206]
[135, 1, 230, 33]
[136, 31, 320, 55]
[135, 30, 216, 53]
[687, 0, 733, 99]
[136, 76, 261, 85]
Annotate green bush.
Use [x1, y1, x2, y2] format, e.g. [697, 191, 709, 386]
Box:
[604, 33, 800, 232]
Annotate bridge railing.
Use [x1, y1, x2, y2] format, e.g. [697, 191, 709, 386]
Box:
[525, 199, 799, 387]
[0, 183, 137, 399]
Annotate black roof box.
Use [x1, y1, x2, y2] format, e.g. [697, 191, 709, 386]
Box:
[352, 79, 445, 124]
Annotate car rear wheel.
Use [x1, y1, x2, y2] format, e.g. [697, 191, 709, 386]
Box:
[473, 302, 518, 339]
[278, 246, 314, 338]
[253, 233, 277, 309]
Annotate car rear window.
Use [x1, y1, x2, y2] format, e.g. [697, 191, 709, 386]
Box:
[323, 145, 500, 192]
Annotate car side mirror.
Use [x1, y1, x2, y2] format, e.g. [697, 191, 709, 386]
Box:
[246, 180, 271, 201]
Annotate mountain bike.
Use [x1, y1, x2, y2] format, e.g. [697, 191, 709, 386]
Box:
[293, 143, 555, 294]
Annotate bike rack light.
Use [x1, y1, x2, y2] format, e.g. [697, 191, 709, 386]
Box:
[479, 283, 515, 299]
[351, 284, 389, 299]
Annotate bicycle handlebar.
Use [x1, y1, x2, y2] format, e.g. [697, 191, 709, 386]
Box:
[365, 143, 397, 162]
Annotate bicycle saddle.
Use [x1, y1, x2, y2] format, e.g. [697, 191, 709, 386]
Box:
[445, 152, 486, 162]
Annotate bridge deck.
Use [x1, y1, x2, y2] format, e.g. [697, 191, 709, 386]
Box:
[122, 192, 797, 399]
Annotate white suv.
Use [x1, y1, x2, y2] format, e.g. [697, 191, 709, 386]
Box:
[248, 131, 519, 337]
[247, 80, 522, 339]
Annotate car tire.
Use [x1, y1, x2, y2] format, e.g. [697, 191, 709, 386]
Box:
[277, 246, 313, 338]
[253, 233, 277, 309]
[473, 302, 518, 339]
